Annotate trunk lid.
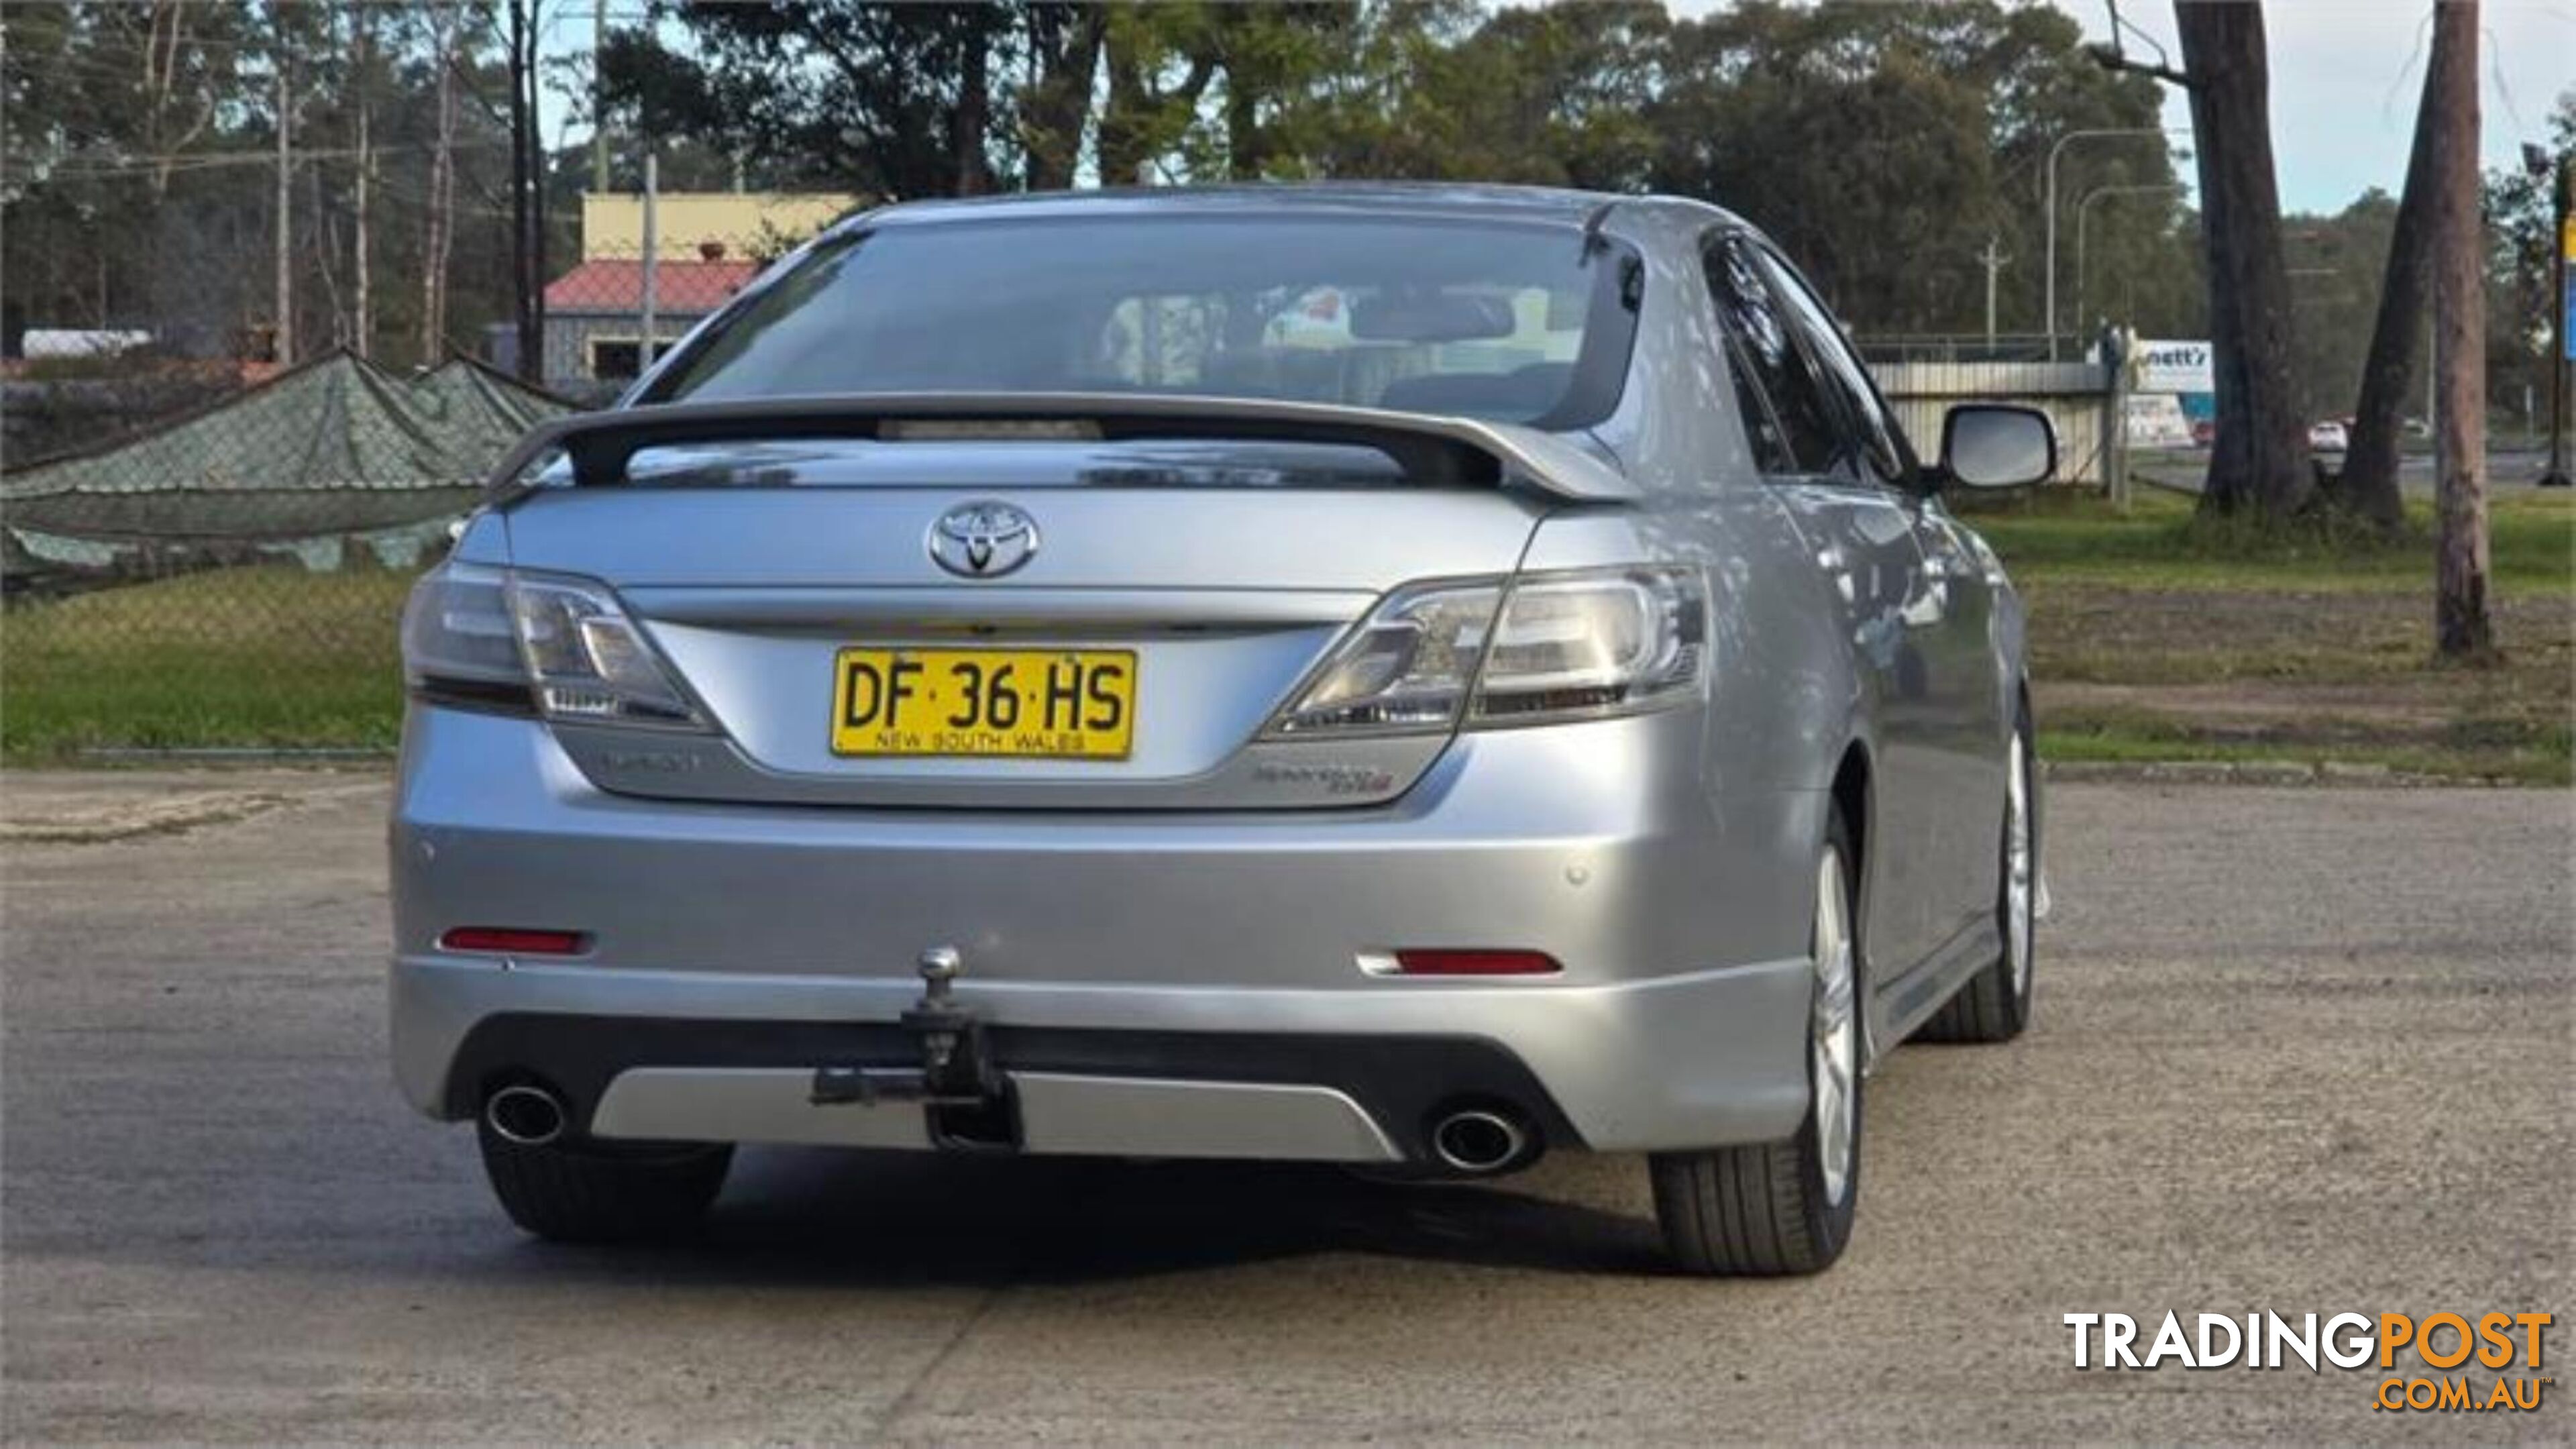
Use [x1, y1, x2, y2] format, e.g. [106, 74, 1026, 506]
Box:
[498, 429, 1562, 809]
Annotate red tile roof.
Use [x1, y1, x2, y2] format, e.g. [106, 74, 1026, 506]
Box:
[543, 258, 759, 315]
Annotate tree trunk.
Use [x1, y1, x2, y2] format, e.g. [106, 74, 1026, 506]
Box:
[272, 52, 292, 368]
[1022, 7, 1102, 192]
[2338, 8, 2453, 532]
[952, 22, 990, 195]
[1099, 17, 1214, 189]
[2426, 1, 2494, 661]
[2173, 3, 2307, 519]
[1100, 26, 1150, 186]
[420, 3, 457, 364]
[1225, 73, 1263, 180]
[508, 0, 541, 384]
[352, 7, 371, 359]
[528, 9, 547, 380]
[312, 164, 343, 348]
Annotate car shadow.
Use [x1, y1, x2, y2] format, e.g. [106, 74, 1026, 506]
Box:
[505, 1147, 1674, 1287]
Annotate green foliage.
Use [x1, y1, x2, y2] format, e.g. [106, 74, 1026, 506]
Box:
[3, 0, 532, 370]
[1648, 1, 2195, 336]
[584, 0, 2204, 339]
[600, 3, 1014, 197]
[2481, 92, 2576, 423]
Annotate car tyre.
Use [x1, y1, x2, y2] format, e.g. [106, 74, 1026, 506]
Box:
[478, 1122, 733, 1243]
[1649, 809, 1861, 1276]
[1917, 710, 2037, 1044]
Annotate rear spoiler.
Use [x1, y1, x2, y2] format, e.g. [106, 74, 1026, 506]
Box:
[482, 392, 1639, 504]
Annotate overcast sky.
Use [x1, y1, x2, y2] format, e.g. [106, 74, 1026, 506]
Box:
[2063, 1, 2575, 213]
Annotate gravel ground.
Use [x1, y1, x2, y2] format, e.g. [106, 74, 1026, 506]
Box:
[2, 773, 2568, 1444]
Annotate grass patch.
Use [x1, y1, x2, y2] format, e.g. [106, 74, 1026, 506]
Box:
[1964, 488, 2576, 595]
[2041, 716, 2570, 785]
[2, 566, 412, 761]
[3, 492, 2569, 777]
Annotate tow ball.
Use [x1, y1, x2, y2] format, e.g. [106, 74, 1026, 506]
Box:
[808, 947, 1015, 1146]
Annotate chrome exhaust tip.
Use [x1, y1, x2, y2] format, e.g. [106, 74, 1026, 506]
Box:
[484, 1083, 568, 1147]
[1430, 1108, 1531, 1174]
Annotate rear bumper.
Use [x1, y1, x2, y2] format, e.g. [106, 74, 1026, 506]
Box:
[390, 706, 1826, 1155]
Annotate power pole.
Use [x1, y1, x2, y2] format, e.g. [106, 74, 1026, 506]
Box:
[592, 0, 610, 193]
[2427, 0, 2494, 661]
[640, 152, 658, 374]
[508, 0, 544, 384]
[1979, 235, 2007, 350]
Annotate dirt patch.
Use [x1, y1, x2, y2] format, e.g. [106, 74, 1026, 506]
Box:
[0, 769, 383, 843]
[2023, 583, 2572, 777]
[2039, 680, 2457, 733]
[0, 790, 296, 843]
[2025, 585, 2573, 684]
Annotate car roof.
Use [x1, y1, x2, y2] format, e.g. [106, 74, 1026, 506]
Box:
[844, 182, 1746, 244]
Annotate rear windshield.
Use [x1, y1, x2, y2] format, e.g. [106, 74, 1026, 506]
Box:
[643, 213, 1642, 429]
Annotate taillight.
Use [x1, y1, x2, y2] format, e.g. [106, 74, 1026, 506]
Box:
[438, 926, 588, 955]
[1265, 566, 1707, 739]
[400, 562, 707, 729]
[1470, 568, 1706, 722]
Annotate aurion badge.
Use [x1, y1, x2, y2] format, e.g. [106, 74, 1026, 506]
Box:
[928, 500, 1039, 579]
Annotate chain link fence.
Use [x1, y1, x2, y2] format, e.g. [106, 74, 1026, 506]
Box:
[2, 351, 563, 758]
[0, 215, 806, 760]
[6, 213, 2130, 759]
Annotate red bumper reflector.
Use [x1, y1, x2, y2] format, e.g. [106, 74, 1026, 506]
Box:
[439, 927, 587, 956]
[1392, 949, 1562, 977]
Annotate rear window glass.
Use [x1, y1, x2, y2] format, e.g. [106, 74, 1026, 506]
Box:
[645, 214, 1641, 429]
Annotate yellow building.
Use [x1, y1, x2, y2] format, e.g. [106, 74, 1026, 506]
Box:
[576, 191, 860, 262]
[531, 191, 859, 394]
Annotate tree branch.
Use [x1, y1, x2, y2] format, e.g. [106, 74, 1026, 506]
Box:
[2085, 41, 2195, 91]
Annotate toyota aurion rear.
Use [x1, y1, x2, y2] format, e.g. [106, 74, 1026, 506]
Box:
[392, 186, 2046, 1274]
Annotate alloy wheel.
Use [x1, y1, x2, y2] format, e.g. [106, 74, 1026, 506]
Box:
[2006, 731, 2034, 1003]
[1811, 847, 1858, 1208]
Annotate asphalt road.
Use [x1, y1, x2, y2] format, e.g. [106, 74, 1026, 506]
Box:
[2135, 443, 2566, 497]
[3, 773, 2569, 1444]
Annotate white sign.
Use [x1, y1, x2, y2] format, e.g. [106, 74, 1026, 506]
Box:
[2124, 393, 2193, 448]
[2133, 339, 2213, 394]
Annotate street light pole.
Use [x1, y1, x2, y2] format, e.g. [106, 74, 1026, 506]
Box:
[1980, 234, 2008, 350]
[2538, 144, 2571, 488]
[2045, 126, 2189, 359]
[2075, 182, 2190, 348]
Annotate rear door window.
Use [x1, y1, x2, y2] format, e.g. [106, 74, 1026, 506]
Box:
[1703, 239, 1844, 477]
[1755, 247, 1915, 486]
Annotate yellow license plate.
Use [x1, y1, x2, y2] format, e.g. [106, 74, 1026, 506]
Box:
[829, 648, 1137, 759]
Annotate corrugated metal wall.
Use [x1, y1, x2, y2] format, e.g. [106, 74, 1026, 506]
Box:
[1871, 359, 2114, 485]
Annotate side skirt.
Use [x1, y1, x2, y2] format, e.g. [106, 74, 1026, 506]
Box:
[1868, 912, 2004, 1056]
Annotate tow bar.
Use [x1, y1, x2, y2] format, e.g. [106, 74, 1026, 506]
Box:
[809, 945, 1017, 1148]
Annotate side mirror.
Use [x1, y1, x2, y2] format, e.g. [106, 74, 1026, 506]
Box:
[1937, 405, 2057, 491]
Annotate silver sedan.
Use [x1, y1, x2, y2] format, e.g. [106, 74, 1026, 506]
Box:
[390, 184, 2050, 1275]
